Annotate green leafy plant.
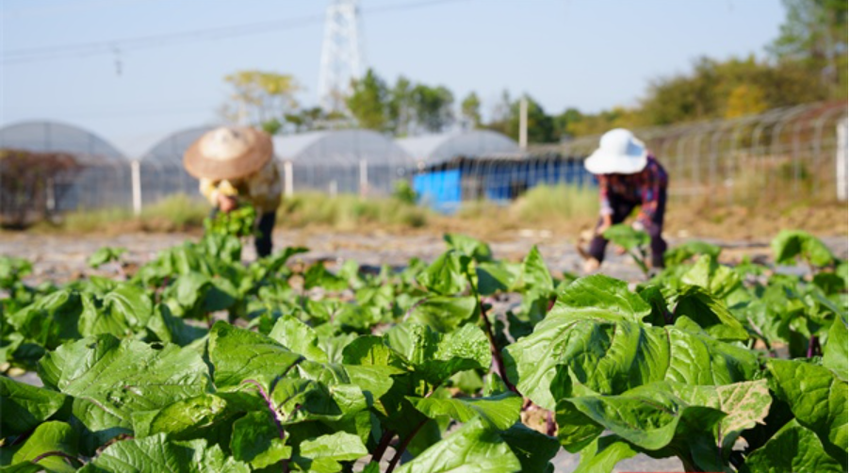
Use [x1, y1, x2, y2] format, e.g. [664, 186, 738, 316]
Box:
[602, 224, 651, 276]
[204, 206, 258, 238]
[0, 229, 847, 473]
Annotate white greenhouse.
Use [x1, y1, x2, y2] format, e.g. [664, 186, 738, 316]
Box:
[273, 129, 415, 196]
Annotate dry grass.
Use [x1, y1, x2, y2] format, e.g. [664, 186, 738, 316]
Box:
[14, 186, 848, 242]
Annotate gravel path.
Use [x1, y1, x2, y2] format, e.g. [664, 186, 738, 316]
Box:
[2, 229, 846, 473]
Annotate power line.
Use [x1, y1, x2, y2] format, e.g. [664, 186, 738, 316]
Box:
[2, 0, 467, 65]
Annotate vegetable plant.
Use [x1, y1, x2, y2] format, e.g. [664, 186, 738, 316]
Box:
[0, 229, 846, 473]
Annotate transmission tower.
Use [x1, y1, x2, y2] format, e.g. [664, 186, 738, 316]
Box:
[318, 0, 363, 113]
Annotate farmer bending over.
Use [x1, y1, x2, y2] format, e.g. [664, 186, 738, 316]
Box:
[184, 126, 282, 258]
[583, 128, 668, 272]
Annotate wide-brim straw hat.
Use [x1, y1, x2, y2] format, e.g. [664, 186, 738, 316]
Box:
[584, 128, 648, 175]
[184, 126, 273, 181]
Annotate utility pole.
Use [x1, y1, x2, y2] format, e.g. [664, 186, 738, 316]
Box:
[318, 0, 363, 114]
[519, 97, 528, 149]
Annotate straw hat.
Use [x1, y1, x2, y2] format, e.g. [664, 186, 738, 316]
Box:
[183, 126, 273, 181]
[584, 128, 648, 175]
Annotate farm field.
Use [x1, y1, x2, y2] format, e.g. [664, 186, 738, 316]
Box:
[0, 227, 847, 473]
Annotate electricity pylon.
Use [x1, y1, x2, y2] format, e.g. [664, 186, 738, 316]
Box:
[318, 0, 363, 114]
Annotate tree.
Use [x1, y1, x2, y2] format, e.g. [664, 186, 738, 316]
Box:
[411, 84, 455, 133]
[769, 0, 848, 95]
[486, 94, 557, 143]
[220, 70, 301, 131]
[388, 76, 415, 136]
[346, 69, 390, 131]
[460, 92, 482, 129]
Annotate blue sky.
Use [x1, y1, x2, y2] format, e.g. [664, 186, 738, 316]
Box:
[1, 0, 787, 153]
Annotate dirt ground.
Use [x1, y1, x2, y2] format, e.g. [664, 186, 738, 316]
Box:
[1, 227, 847, 285]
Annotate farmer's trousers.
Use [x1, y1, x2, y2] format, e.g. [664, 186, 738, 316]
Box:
[255, 211, 276, 258]
[588, 188, 667, 268]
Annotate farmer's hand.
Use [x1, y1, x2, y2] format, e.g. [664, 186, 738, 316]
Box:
[583, 257, 601, 273]
[217, 194, 238, 213]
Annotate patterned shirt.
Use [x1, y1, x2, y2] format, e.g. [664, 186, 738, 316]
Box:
[199, 160, 282, 213]
[596, 155, 668, 223]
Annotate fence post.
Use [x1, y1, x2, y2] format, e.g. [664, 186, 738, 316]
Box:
[283, 161, 294, 198]
[837, 118, 848, 201]
[131, 159, 142, 217]
[359, 159, 368, 198]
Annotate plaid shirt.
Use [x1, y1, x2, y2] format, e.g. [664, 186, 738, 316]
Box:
[597, 155, 668, 223]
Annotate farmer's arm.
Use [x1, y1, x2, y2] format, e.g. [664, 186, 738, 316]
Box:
[637, 160, 666, 226]
[200, 178, 238, 212]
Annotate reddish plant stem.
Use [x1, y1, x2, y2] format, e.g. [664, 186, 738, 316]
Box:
[32, 451, 81, 465]
[242, 380, 284, 439]
[479, 301, 519, 395]
[371, 429, 396, 465]
[807, 335, 822, 358]
[386, 419, 428, 473]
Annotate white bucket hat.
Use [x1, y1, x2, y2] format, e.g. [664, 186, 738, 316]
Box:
[584, 128, 648, 175]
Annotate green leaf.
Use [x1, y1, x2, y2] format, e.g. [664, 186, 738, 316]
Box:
[511, 246, 554, 293]
[296, 432, 368, 473]
[37, 335, 210, 436]
[771, 229, 835, 267]
[671, 285, 749, 341]
[208, 321, 303, 390]
[130, 393, 253, 439]
[740, 420, 845, 473]
[505, 314, 759, 409]
[385, 323, 491, 385]
[680, 254, 742, 299]
[87, 247, 127, 269]
[768, 359, 848, 457]
[573, 436, 639, 473]
[407, 296, 478, 333]
[80, 434, 249, 473]
[664, 241, 721, 267]
[499, 423, 560, 473]
[230, 411, 290, 469]
[824, 314, 848, 380]
[0, 377, 68, 437]
[551, 275, 651, 322]
[475, 261, 520, 296]
[7, 421, 79, 473]
[78, 284, 153, 338]
[557, 380, 770, 460]
[407, 392, 522, 430]
[144, 304, 207, 346]
[395, 418, 521, 473]
[602, 224, 649, 251]
[443, 234, 493, 262]
[415, 251, 473, 296]
[9, 290, 83, 350]
[268, 316, 328, 362]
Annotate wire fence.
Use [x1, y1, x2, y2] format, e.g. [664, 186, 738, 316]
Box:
[528, 101, 849, 206]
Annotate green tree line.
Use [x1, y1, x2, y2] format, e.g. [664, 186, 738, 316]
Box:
[220, 0, 846, 142]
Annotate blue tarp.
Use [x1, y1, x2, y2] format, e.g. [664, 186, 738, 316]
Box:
[414, 159, 596, 213]
[413, 169, 462, 213]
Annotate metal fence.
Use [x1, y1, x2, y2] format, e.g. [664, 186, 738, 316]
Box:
[528, 101, 849, 205]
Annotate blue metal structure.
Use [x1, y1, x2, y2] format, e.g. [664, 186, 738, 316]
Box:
[413, 155, 597, 213]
